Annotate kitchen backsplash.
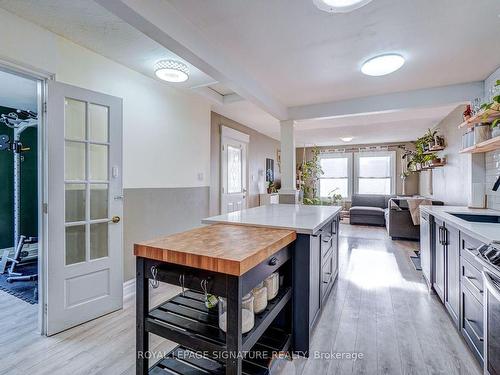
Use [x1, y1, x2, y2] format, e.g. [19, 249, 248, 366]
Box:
[486, 149, 500, 210]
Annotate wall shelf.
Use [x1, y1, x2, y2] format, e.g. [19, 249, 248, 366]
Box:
[458, 109, 500, 129]
[460, 136, 500, 154]
[423, 146, 445, 155]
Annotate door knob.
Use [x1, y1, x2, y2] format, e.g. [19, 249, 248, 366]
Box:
[111, 216, 121, 223]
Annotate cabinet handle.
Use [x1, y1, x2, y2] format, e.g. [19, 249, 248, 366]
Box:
[465, 318, 484, 342]
[332, 220, 337, 235]
[443, 227, 448, 245]
[268, 257, 278, 266]
[464, 276, 483, 294]
[438, 226, 444, 245]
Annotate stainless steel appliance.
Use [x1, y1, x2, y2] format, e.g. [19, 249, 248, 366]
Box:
[480, 244, 500, 375]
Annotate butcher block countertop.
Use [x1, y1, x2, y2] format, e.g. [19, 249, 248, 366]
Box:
[134, 224, 296, 276]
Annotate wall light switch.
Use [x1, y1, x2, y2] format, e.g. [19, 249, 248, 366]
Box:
[197, 172, 204, 181]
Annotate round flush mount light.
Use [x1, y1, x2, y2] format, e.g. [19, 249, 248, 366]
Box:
[154, 60, 189, 82]
[361, 54, 405, 76]
[340, 137, 354, 142]
[313, 0, 373, 13]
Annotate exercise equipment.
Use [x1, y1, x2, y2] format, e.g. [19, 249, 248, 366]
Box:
[0, 110, 38, 281]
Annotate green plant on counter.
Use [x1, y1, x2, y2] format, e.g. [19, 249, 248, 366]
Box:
[298, 146, 323, 205]
[328, 188, 343, 206]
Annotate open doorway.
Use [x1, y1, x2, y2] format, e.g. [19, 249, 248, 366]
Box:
[0, 67, 41, 333]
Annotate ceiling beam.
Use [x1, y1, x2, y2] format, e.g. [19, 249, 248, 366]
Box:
[97, 0, 288, 120]
[192, 87, 244, 106]
[289, 81, 484, 121]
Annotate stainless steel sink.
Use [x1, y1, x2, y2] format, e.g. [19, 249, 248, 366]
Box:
[449, 213, 500, 223]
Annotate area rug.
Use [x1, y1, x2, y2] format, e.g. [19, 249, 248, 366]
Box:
[0, 262, 38, 304]
[410, 250, 422, 271]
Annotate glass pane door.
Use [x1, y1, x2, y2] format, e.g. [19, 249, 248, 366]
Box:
[227, 145, 242, 193]
[64, 99, 109, 265]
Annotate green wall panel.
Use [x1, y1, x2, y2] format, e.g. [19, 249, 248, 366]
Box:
[0, 105, 38, 249]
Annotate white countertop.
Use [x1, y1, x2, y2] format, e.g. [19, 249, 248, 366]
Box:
[202, 204, 342, 235]
[420, 205, 500, 244]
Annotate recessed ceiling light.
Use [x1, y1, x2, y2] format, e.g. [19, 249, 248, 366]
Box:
[313, 0, 373, 13]
[340, 137, 353, 142]
[154, 60, 189, 82]
[361, 54, 405, 76]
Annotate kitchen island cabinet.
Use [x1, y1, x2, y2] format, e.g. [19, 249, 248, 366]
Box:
[203, 204, 341, 353]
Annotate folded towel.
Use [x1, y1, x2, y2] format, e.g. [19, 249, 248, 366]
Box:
[407, 198, 433, 225]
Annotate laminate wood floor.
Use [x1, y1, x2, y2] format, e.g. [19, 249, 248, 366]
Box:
[0, 224, 482, 375]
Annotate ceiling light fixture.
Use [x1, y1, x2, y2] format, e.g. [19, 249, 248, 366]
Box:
[313, 0, 373, 13]
[361, 54, 405, 76]
[340, 137, 353, 142]
[154, 60, 189, 82]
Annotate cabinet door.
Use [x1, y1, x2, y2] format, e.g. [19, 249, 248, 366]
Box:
[433, 218, 445, 302]
[309, 235, 321, 328]
[445, 224, 460, 326]
[420, 213, 431, 286]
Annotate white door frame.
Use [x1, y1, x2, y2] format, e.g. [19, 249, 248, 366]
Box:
[46, 81, 123, 335]
[0, 58, 53, 335]
[220, 125, 249, 214]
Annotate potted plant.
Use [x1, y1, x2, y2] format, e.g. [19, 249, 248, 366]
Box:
[492, 119, 500, 138]
[328, 188, 343, 206]
[298, 146, 323, 205]
[480, 80, 500, 114]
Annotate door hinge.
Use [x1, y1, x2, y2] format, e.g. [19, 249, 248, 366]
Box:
[44, 303, 48, 314]
[222, 145, 225, 151]
[43, 203, 48, 214]
[42, 102, 47, 113]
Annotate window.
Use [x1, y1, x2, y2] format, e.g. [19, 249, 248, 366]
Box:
[354, 151, 396, 195]
[319, 153, 352, 198]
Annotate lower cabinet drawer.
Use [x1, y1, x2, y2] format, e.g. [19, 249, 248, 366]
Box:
[461, 258, 484, 302]
[461, 285, 484, 363]
[321, 234, 333, 261]
[321, 252, 334, 300]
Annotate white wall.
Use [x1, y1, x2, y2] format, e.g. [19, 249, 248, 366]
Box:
[484, 66, 500, 210]
[0, 7, 211, 189]
[419, 105, 471, 205]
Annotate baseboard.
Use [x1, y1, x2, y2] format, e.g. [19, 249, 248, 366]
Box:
[123, 278, 136, 297]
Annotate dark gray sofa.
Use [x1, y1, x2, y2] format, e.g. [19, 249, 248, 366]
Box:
[349, 194, 394, 226]
[385, 198, 444, 240]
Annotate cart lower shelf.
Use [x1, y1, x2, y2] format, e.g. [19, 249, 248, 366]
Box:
[150, 325, 291, 375]
[147, 288, 292, 354]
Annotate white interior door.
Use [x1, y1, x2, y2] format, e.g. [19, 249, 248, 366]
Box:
[46, 81, 123, 335]
[221, 126, 248, 214]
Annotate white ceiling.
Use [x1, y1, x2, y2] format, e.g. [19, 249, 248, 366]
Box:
[0, 70, 38, 112]
[166, 0, 500, 107]
[0, 0, 494, 147]
[294, 104, 458, 146]
[0, 0, 216, 89]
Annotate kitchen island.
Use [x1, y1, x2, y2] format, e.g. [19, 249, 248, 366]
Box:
[204, 204, 342, 354]
[134, 204, 341, 374]
[134, 224, 297, 375]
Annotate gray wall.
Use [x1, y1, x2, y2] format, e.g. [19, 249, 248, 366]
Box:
[296, 142, 420, 200]
[210, 112, 281, 216]
[123, 187, 209, 281]
[419, 105, 470, 205]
